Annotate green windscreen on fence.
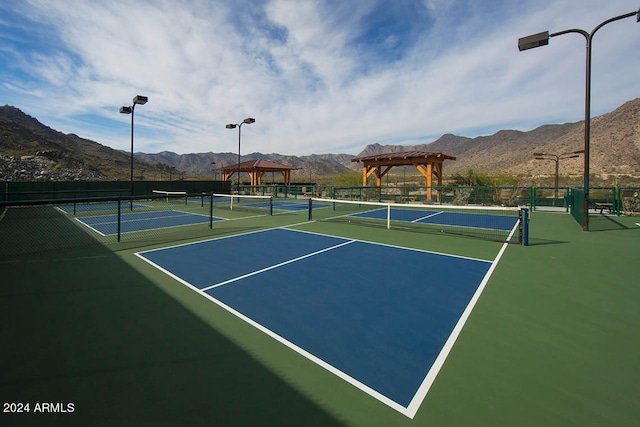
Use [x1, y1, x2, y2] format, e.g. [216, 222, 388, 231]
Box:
[1, 180, 231, 201]
[570, 187, 585, 228]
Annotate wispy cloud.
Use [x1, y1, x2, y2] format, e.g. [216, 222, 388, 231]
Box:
[0, 0, 638, 155]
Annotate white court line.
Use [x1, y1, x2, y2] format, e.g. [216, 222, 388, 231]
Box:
[200, 240, 355, 292]
[284, 226, 493, 263]
[88, 211, 198, 227]
[74, 217, 107, 236]
[411, 210, 444, 223]
[76, 211, 214, 236]
[134, 235, 409, 416]
[405, 216, 521, 416]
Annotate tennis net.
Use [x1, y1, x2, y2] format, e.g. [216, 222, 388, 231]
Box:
[308, 198, 528, 244]
[152, 189, 188, 204]
[212, 193, 273, 216]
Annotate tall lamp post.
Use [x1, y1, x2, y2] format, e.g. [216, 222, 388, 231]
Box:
[533, 150, 584, 206]
[225, 117, 255, 195]
[518, 8, 639, 230]
[120, 95, 148, 207]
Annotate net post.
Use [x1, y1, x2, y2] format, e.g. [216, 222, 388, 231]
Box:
[117, 198, 122, 242]
[522, 208, 529, 246]
[269, 196, 273, 215]
[387, 204, 391, 230]
[308, 198, 313, 220]
[209, 193, 214, 229]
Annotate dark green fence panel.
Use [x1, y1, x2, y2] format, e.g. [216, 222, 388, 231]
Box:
[2, 180, 231, 201]
[570, 187, 585, 228]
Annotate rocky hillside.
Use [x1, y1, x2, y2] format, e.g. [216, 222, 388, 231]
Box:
[0, 105, 174, 181]
[356, 98, 640, 177]
[136, 151, 352, 180]
[2, 98, 639, 182]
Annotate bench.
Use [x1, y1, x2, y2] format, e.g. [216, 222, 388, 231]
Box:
[594, 202, 613, 214]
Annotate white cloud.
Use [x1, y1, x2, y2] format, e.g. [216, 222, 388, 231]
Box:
[0, 0, 638, 156]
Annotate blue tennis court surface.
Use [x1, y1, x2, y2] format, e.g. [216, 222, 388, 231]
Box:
[355, 208, 518, 231]
[77, 210, 220, 235]
[272, 200, 309, 211]
[136, 228, 497, 417]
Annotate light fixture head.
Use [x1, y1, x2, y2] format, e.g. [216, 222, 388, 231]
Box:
[119, 106, 132, 114]
[243, 117, 256, 124]
[225, 124, 237, 129]
[133, 95, 148, 105]
[518, 31, 550, 51]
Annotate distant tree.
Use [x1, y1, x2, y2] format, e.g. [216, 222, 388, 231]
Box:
[450, 169, 492, 187]
[450, 169, 519, 187]
[332, 170, 361, 186]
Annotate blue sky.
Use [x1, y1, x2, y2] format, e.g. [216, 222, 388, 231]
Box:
[1, 0, 638, 155]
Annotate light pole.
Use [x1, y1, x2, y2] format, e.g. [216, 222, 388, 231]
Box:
[518, 8, 639, 230]
[225, 117, 255, 195]
[533, 150, 583, 206]
[120, 95, 148, 207]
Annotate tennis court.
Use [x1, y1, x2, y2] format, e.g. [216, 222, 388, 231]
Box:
[309, 198, 527, 244]
[48, 193, 277, 240]
[212, 198, 309, 212]
[2, 194, 639, 426]
[352, 207, 519, 231]
[77, 210, 218, 235]
[136, 228, 500, 417]
[272, 200, 310, 211]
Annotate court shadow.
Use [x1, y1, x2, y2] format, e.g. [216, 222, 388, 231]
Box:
[0, 206, 108, 260]
[525, 238, 569, 246]
[1, 210, 346, 426]
[588, 214, 640, 232]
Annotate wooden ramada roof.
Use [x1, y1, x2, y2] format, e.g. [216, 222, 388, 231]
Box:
[219, 159, 298, 172]
[351, 151, 456, 163]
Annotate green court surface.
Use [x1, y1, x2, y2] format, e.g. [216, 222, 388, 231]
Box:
[1, 204, 639, 426]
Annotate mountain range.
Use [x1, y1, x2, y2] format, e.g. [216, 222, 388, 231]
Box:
[1, 98, 639, 181]
[137, 98, 640, 179]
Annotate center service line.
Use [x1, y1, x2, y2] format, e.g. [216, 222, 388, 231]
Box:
[200, 240, 356, 292]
